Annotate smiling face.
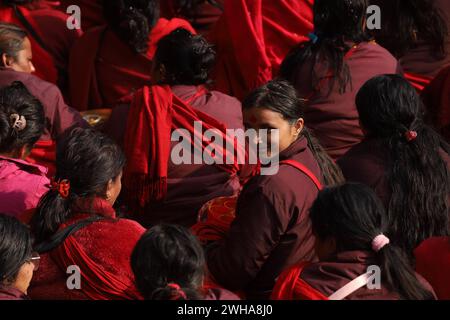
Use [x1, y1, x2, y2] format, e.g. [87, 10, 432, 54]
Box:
[243, 107, 304, 158]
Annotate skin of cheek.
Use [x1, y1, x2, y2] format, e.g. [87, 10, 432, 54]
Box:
[12, 262, 34, 295]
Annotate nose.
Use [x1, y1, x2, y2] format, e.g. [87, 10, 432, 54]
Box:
[29, 61, 36, 73]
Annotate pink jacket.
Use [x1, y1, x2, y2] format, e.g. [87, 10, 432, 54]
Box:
[0, 155, 50, 223]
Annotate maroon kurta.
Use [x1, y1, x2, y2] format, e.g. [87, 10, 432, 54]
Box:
[207, 137, 321, 299]
[300, 250, 436, 300]
[291, 41, 401, 160]
[0, 68, 87, 141]
[105, 85, 244, 227]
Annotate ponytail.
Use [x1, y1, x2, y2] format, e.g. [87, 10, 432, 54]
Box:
[303, 128, 345, 186]
[310, 183, 435, 300]
[377, 245, 434, 300]
[280, 0, 370, 95]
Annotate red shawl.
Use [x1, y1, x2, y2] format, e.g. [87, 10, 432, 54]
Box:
[26, 140, 56, 178]
[68, 18, 195, 110]
[271, 262, 328, 300]
[123, 85, 241, 209]
[421, 65, 450, 142]
[210, 0, 314, 100]
[49, 198, 142, 300]
[0, 4, 58, 84]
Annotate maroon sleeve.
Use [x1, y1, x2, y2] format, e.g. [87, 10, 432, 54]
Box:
[206, 180, 288, 291]
[43, 84, 88, 139]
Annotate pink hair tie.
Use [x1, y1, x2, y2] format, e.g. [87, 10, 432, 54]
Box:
[372, 234, 390, 252]
[167, 283, 187, 300]
[405, 130, 418, 142]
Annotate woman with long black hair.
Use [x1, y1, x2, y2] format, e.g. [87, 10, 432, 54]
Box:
[29, 128, 145, 300]
[272, 184, 436, 300]
[207, 79, 344, 299]
[280, 0, 400, 160]
[338, 74, 450, 258]
[370, 0, 450, 90]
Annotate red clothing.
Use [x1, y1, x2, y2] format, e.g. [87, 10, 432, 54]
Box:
[68, 18, 195, 110]
[29, 199, 145, 300]
[121, 85, 243, 227]
[273, 251, 436, 300]
[0, 287, 28, 300]
[422, 65, 450, 142]
[210, 0, 314, 100]
[0, 2, 82, 90]
[161, 0, 223, 34]
[291, 41, 401, 160]
[207, 137, 321, 299]
[57, 0, 105, 30]
[415, 237, 450, 300]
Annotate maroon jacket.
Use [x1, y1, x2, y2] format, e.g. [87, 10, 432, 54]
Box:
[0, 287, 28, 300]
[105, 85, 244, 227]
[0, 68, 87, 141]
[301, 250, 436, 300]
[291, 41, 400, 160]
[207, 137, 321, 299]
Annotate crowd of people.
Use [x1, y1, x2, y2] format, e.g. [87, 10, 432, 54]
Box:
[0, 0, 449, 301]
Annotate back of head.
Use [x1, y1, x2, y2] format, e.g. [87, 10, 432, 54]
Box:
[356, 74, 450, 254]
[310, 183, 434, 300]
[31, 128, 126, 243]
[154, 28, 215, 86]
[0, 23, 27, 65]
[103, 0, 159, 54]
[0, 214, 33, 286]
[371, 0, 448, 58]
[0, 81, 45, 155]
[131, 224, 205, 300]
[280, 0, 370, 94]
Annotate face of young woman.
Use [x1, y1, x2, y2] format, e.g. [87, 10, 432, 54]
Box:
[12, 260, 35, 295]
[243, 107, 303, 157]
[106, 171, 123, 206]
[9, 37, 35, 74]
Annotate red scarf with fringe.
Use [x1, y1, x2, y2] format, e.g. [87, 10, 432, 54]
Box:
[124, 85, 241, 208]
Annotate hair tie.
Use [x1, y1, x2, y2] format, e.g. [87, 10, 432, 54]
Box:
[372, 234, 390, 252]
[50, 178, 71, 198]
[405, 130, 418, 142]
[308, 32, 319, 44]
[167, 283, 187, 300]
[10, 114, 26, 131]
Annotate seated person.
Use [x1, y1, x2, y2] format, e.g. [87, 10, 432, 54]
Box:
[280, 0, 401, 160]
[272, 183, 436, 300]
[131, 224, 239, 300]
[29, 128, 145, 300]
[0, 81, 49, 223]
[0, 214, 39, 300]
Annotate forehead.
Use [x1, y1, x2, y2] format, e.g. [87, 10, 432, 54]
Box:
[243, 107, 284, 125]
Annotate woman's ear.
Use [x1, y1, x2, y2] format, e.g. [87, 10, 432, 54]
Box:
[294, 118, 305, 137]
[105, 179, 114, 201]
[1, 53, 14, 68]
